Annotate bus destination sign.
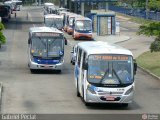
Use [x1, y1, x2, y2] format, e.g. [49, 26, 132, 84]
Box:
[33, 32, 60, 37]
[92, 55, 129, 61]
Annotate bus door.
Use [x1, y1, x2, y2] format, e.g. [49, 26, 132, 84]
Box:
[75, 48, 87, 97]
[80, 51, 87, 100]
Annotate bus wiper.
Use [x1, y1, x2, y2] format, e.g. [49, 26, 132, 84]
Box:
[32, 55, 42, 59]
[99, 68, 123, 85]
[99, 68, 109, 84]
[50, 22, 55, 27]
[112, 69, 123, 85]
[38, 37, 46, 47]
[50, 22, 58, 29]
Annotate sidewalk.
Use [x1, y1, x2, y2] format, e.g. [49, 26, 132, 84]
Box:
[93, 33, 131, 44]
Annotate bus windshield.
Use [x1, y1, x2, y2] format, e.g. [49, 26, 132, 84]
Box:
[75, 20, 92, 31]
[31, 36, 64, 58]
[0, 6, 8, 17]
[88, 54, 133, 86]
[45, 18, 63, 30]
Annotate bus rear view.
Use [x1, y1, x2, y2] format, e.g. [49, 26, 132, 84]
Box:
[28, 27, 66, 73]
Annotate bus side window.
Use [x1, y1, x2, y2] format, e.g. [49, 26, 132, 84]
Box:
[78, 48, 82, 67]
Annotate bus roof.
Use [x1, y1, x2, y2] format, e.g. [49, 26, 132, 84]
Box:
[44, 2, 54, 6]
[29, 27, 63, 34]
[75, 16, 91, 21]
[44, 14, 63, 19]
[77, 41, 133, 56]
[4, 1, 13, 4]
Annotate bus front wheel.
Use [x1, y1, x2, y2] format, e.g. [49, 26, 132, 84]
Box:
[30, 69, 35, 73]
[122, 103, 128, 107]
[56, 70, 61, 74]
[77, 80, 80, 97]
[82, 86, 90, 106]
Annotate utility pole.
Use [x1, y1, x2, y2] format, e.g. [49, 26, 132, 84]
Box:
[38, 0, 41, 6]
[35, 0, 37, 5]
[146, 0, 149, 19]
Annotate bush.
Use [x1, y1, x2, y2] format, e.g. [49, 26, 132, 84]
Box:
[0, 22, 6, 45]
[0, 22, 5, 31]
[0, 32, 6, 44]
[150, 37, 160, 52]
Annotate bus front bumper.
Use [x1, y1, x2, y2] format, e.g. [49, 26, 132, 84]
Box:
[29, 61, 63, 70]
[86, 91, 134, 104]
[74, 32, 93, 40]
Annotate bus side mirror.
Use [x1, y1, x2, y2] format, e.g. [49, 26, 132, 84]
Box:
[73, 20, 75, 28]
[28, 38, 31, 44]
[134, 59, 137, 75]
[64, 37, 67, 45]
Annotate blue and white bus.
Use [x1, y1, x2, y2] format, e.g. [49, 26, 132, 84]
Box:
[74, 41, 137, 106]
[28, 27, 67, 73]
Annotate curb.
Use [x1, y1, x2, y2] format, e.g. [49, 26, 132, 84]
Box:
[0, 82, 2, 112]
[138, 66, 160, 80]
[114, 36, 131, 44]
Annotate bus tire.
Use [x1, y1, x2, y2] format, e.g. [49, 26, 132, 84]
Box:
[77, 80, 80, 97]
[72, 62, 75, 65]
[73, 35, 77, 40]
[30, 69, 35, 73]
[57, 70, 61, 74]
[84, 102, 90, 106]
[122, 103, 128, 107]
[82, 86, 90, 106]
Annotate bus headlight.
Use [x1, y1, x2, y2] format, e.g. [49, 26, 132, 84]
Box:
[30, 55, 35, 62]
[87, 84, 96, 94]
[125, 86, 134, 95]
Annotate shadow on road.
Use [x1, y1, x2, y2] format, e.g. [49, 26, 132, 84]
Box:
[85, 101, 140, 110]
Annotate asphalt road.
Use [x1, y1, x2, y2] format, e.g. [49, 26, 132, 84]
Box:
[0, 6, 160, 118]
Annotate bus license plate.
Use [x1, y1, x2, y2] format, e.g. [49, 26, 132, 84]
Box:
[44, 65, 54, 68]
[106, 96, 115, 101]
[44, 65, 49, 68]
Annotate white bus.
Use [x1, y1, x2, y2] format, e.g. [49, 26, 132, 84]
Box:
[73, 17, 93, 40]
[28, 27, 67, 73]
[44, 14, 64, 30]
[44, 2, 54, 15]
[74, 41, 137, 106]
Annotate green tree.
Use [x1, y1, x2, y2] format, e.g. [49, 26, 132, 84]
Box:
[117, 0, 146, 8]
[0, 22, 6, 45]
[138, 22, 160, 52]
[148, 0, 160, 11]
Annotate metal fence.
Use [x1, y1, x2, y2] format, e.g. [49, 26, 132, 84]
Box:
[108, 5, 160, 21]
